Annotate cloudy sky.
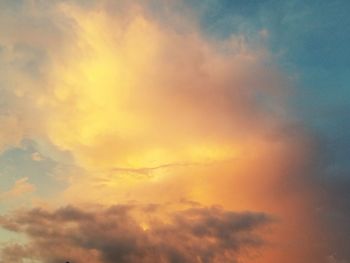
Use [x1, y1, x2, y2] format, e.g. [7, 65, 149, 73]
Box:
[0, 0, 349, 262]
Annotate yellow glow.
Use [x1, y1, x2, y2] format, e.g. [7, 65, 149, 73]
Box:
[140, 222, 150, 231]
[40, 4, 243, 175]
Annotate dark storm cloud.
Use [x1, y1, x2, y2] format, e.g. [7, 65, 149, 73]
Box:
[0, 204, 272, 263]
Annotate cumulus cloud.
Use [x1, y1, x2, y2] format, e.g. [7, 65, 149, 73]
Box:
[0, 0, 291, 167]
[0, 1, 331, 263]
[0, 204, 271, 263]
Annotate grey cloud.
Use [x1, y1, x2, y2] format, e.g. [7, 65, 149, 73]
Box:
[0, 204, 272, 263]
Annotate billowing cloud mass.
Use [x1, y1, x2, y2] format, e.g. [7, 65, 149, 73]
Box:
[0, 204, 271, 263]
[1, 0, 348, 263]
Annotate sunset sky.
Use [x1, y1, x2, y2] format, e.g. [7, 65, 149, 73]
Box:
[0, 1, 350, 263]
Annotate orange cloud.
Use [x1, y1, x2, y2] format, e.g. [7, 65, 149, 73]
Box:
[31, 2, 290, 200]
[0, 1, 324, 262]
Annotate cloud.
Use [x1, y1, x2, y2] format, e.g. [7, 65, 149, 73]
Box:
[0, 204, 271, 263]
[0, 0, 290, 168]
[0, 1, 337, 262]
[0, 243, 30, 263]
[31, 152, 44, 162]
[0, 177, 35, 201]
[0, 116, 23, 153]
[28, 1, 299, 211]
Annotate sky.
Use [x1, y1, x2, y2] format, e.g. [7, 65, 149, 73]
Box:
[0, 0, 349, 263]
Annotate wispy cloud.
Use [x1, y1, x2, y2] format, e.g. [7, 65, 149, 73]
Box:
[0, 177, 35, 201]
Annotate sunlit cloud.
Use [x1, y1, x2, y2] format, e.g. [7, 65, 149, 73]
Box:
[0, 0, 345, 263]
